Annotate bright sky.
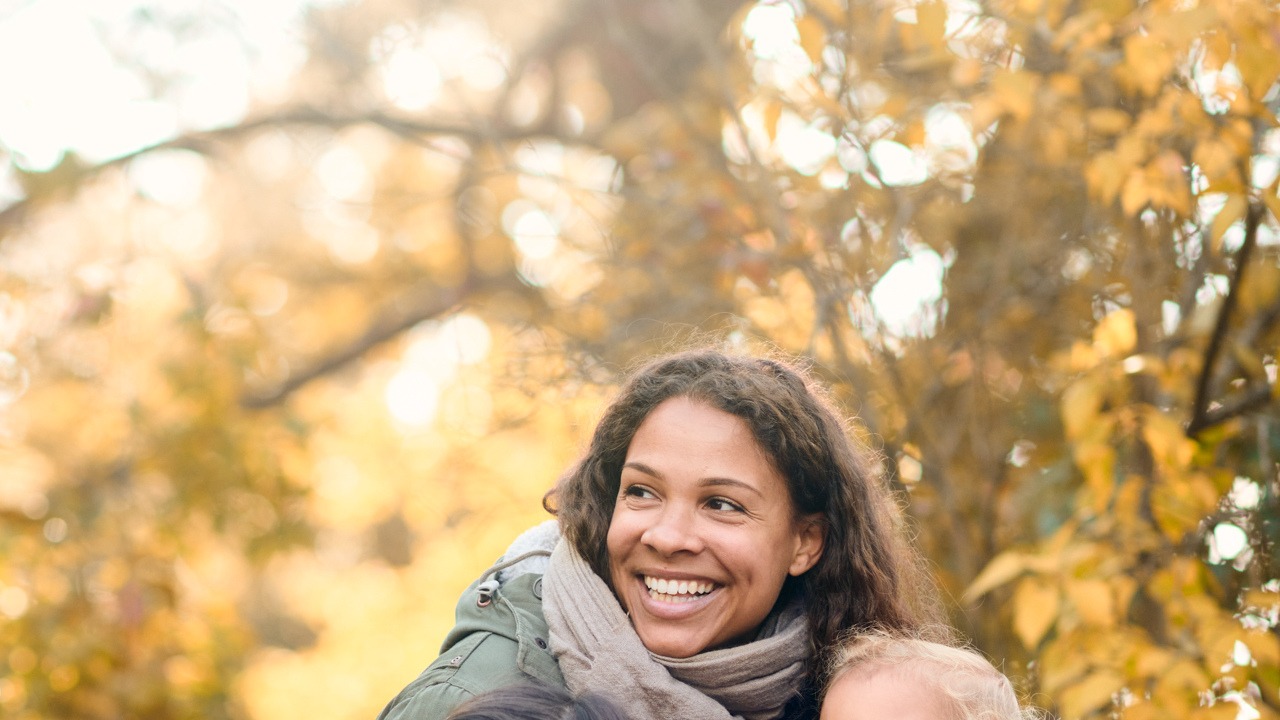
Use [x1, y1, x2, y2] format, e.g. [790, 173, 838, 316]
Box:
[0, 0, 329, 173]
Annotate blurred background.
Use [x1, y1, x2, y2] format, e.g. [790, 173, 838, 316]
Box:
[0, 0, 1278, 717]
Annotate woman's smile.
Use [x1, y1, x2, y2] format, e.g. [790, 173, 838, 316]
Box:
[634, 574, 719, 616]
[642, 575, 717, 599]
[606, 397, 824, 658]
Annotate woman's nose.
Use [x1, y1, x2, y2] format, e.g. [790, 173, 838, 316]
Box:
[640, 508, 704, 556]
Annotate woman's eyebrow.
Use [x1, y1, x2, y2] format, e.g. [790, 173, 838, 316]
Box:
[700, 477, 764, 498]
[622, 461, 662, 478]
[621, 464, 765, 498]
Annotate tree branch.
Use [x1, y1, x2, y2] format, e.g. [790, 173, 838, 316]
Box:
[1187, 382, 1275, 434]
[0, 107, 590, 234]
[239, 278, 479, 409]
[1188, 201, 1266, 436]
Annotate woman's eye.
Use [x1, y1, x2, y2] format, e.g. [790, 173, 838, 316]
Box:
[707, 497, 745, 513]
[622, 484, 656, 500]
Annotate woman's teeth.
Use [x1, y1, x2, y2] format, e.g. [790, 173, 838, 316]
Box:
[643, 576, 715, 601]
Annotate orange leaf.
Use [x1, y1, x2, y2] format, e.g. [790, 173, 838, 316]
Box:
[1094, 308, 1137, 358]
[963, 551, 1030, 602]
[1013, 576, 1060, 649]
[1066, 578, 1116, 627]
[796, 15, 827, 66]
[1059, 670, 1126, 719]
[1209, 194, 1248, 250]
[1121, 169, 1149, 216]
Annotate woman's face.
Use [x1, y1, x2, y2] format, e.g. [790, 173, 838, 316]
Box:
[606, 397, 824, 658]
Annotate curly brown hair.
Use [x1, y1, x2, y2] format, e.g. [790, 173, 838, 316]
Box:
[546, 348, 940, 682]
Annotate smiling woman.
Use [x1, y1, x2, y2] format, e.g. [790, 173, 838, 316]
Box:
[606, 398, 824, 659]
[377, 349, 941, 720]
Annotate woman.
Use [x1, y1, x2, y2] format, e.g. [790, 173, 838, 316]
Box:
[378, 349, 938, 720]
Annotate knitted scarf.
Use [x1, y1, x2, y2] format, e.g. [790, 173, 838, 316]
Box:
[541, 541, 809, 720]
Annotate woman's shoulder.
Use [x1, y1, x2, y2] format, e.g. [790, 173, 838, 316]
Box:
[494, 519, 559, 582]
[376, 531, 565, 720]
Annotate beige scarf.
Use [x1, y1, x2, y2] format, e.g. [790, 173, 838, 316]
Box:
[542, 541, 809, 720]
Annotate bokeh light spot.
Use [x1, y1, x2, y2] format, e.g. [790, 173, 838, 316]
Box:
[385, 368, 439, 427]
[0, 352, 31, 406]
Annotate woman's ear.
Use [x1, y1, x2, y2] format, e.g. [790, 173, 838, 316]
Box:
[789, 514, 825, 576]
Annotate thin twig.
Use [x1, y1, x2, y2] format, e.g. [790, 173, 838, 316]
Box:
[1188, 202, 1264, 436]
[239, 278, 479, 409]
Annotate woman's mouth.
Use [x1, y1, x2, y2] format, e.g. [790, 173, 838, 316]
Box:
[642, 575, 718, 603]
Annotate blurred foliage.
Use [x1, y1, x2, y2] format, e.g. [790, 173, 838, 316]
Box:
[1, 0, 1280, 717]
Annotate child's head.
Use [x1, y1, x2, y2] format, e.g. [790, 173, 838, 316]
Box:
[820, 631, 1027, 720]
[444, 682, 630, 720]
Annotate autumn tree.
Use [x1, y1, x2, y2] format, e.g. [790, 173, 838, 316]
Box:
[0, 0, 1278, 718]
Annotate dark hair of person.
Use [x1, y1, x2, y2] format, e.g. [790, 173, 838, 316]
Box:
[545, 348, 942, 684]
[445, 682, 631, 720]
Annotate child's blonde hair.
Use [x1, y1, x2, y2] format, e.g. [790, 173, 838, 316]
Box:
[825, 629, 1038, 720]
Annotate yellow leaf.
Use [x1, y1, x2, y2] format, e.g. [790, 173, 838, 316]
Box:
[1013, 576, 1060, 649]
[900, 119, 926, 148]
[1047, 72, 1082, 98]
[1066, 578, 1116, 627]
[804, 0, 844, 23]
[1152, 472, 1218, 541]
[916, 1, 947, 48]
[1146, 6, 1219, 46]
[1111, 574, 1138, 616]
[963, 551, 1029, 602]
[1061, 375, 1104, 441]
[1141, 406, 1195, 470]
[1209, 194, 1248, 249]
[1121, 703, 1163, 720]
[1187, 707, 1244, 720]
[1074, 440, 1116, 512]
[796, 15, 827, 66]
[1244, 628, 1280, 667]
[762, 101, 783, 143]
[1195, 139, 1241, 191]
[1121, 169, 1149, 216]
[1236, 40, 1280, 100]
[1146, 150, 1192, 216]
[970, 95, 1003, 131]
[1039, 635, 1089, 694]
[950, 57, 983, 87]
[991, 70, 1040, 122]
[1094, 308, 1137, 358]
[1085, 151, 1125, 205]
[1087, 107, 1130, 135]
[1122, 34, 1175, 97]
[1135, 644, 1176, 676]
[1059, 670, 1125, 719]
[1112, 474, 1146, 520]
[1263, 186, 1280, 228]
[1067, 339, 1100, 372]
[1153, 659, 1211, 712]
[1240, 261, 1280, 313]
[1041, 125, 1071, 165]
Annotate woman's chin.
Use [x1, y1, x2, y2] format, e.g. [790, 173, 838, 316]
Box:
[628, 583, 725, 657]
[634, 629, 709, 658]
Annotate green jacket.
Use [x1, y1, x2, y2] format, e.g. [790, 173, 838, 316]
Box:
[376, 561, 565, 720]
[375, 552, 820, 720]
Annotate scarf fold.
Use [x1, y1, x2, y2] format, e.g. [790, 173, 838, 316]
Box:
[541, 541, 809, 720]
